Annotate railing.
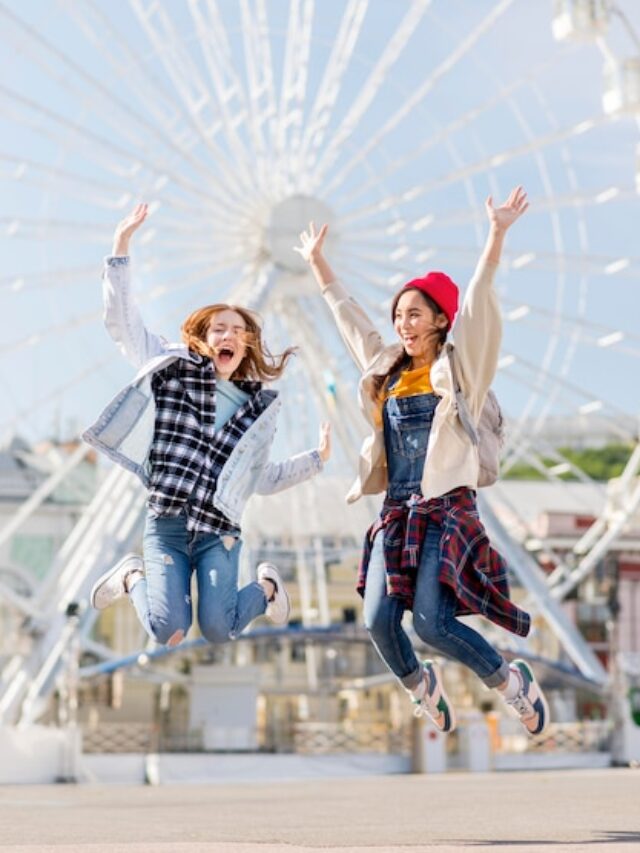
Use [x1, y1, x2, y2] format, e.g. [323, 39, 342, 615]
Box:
[527, 720, 612, 753]
[82, 721, 159, 754]
[291, 721, 411, 755]
[497, 720, 612, 754]
[79, 718, 612, 758]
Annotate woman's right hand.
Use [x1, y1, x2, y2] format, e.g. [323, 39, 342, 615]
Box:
[111, 202, 149, 256]
[294, 221, 328, 265]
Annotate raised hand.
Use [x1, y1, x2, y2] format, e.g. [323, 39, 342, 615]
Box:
[485, 186, 528, 233]
[317, 421, 331, 463]
[293, 221, 329, 265]
[112, 202, 149, 255]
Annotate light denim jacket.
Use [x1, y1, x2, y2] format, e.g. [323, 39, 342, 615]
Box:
[82, 257, 322, 526]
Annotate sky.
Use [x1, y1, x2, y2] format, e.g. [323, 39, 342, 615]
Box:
[2, 0, 640, 467]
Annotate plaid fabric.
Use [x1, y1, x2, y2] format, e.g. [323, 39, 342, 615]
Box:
[359, 487, 530, 637]
[148, 353, 271, 535]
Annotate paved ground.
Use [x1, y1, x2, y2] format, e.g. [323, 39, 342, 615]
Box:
[0, 768, 638, 852]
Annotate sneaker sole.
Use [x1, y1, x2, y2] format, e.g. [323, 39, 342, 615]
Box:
[268, 586, 290, 625]
[90, 554, 140, 610]
[258, 563, 290, 625]
[513, 659, 550, 736]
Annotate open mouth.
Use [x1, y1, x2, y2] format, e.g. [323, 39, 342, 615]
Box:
[216, 346, 236, 365]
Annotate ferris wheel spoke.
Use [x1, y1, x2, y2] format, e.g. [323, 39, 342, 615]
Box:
[295, 0, 369, 179]
[498, 352, 632, 435]
[186, 0, 260, 193]
[503, 298, 640, 355]
[340, 182, 637, 236]
[329, 254, 398, 293]
[238, 0, 281, 191]
[279, 299, 366, 458]
[501, 435, 601, 488]
[275, 0, 314, 183]
[333, 51, 564, 208]
[128, 0, 257, 206]
[0, 154, 138, 211]
[0, 84, 249, 219]
[0, 356, 114, 435]
[63, 0, 214, 149]
[0, 255, 244, 358]
[71, 0, 268, 208]
[310, 0, 431, 188]
[0, 264, 254, 432]
[337, 221, 640, 282]
[321, 0, 515, 197]
[335, 244, 416, 275]
[0, 213, 249, 256]
[1, 4, 252, 212]
[0, 266, 98, 295]
[335, 110, 613, 227]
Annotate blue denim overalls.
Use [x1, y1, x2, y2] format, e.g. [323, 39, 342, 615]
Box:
[364, 376, 508, 689]
[382, 380, 439, 500]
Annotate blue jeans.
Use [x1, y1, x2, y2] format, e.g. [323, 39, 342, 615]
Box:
[363, 520, 509, 689]
[129, 511, 267, 645]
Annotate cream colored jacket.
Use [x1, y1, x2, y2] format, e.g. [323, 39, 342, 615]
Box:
[321, 256, 500, 503]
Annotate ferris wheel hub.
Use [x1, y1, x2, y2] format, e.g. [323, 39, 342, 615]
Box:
[265, 195, 335, 276]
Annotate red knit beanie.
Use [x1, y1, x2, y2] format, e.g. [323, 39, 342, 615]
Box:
[391, 271, 459, 330]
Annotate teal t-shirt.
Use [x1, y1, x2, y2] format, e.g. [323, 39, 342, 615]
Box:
[215, 378, 250, 431]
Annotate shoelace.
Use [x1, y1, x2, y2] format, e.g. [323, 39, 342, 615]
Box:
[413, 699, 433, 719]
[508, 694, 534, 718]
[413, 688, 440, 719]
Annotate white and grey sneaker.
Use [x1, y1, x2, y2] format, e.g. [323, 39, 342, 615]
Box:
[90, 554, 144, 611]
[503, 659, 550, 736]
[412, 660, 457, 733]
[257, 562, 290, 626]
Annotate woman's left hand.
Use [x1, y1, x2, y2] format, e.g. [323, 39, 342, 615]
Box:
[486, 186, 528, 233]
[318, 421, 331, 463]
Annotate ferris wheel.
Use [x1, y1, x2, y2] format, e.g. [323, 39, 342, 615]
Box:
[1, 0, 640, 722]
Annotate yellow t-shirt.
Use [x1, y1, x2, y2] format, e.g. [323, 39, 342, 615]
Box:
[374, 364, 433, 427]
[385, 364, 433, 399]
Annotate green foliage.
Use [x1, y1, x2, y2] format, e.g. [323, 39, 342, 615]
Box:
[503, 443, 634, 482]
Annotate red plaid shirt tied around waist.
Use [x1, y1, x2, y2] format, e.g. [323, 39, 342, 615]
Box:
[358, 488, 530, 637]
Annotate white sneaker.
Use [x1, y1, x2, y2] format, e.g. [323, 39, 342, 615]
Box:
[411, 660, 456, 733]
[90, 554, 144, 611]
[503, 659, 550, 736]
[257, 562, 290, 626]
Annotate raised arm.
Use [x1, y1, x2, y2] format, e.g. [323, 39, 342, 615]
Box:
[254, 422, 330, 495]
[454, 186, 528, 418]
[103, 203, 168, 369]
[294, 223, 385, 373]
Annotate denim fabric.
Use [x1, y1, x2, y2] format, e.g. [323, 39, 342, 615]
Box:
[128, 511, 267, 645]
[383, 391, 438, 500]
[365, 390, 509, 689]
[364, 521, 508, 688]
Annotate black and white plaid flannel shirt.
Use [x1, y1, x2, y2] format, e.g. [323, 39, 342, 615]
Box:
[147, 353, 272, 535]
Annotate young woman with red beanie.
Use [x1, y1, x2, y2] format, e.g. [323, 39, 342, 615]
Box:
[295, 187, 549, 737]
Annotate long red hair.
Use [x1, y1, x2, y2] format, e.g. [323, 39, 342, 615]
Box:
[181, 304, 296, 381]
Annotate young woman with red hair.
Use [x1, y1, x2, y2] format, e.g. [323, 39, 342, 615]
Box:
[85, 204, 330, 647]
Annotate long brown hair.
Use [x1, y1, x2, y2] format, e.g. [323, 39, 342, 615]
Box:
[181, 304, 296, 382]
[371, 288, 448, 401]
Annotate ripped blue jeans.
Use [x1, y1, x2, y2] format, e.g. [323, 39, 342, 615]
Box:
[129, 510, 267, 645]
